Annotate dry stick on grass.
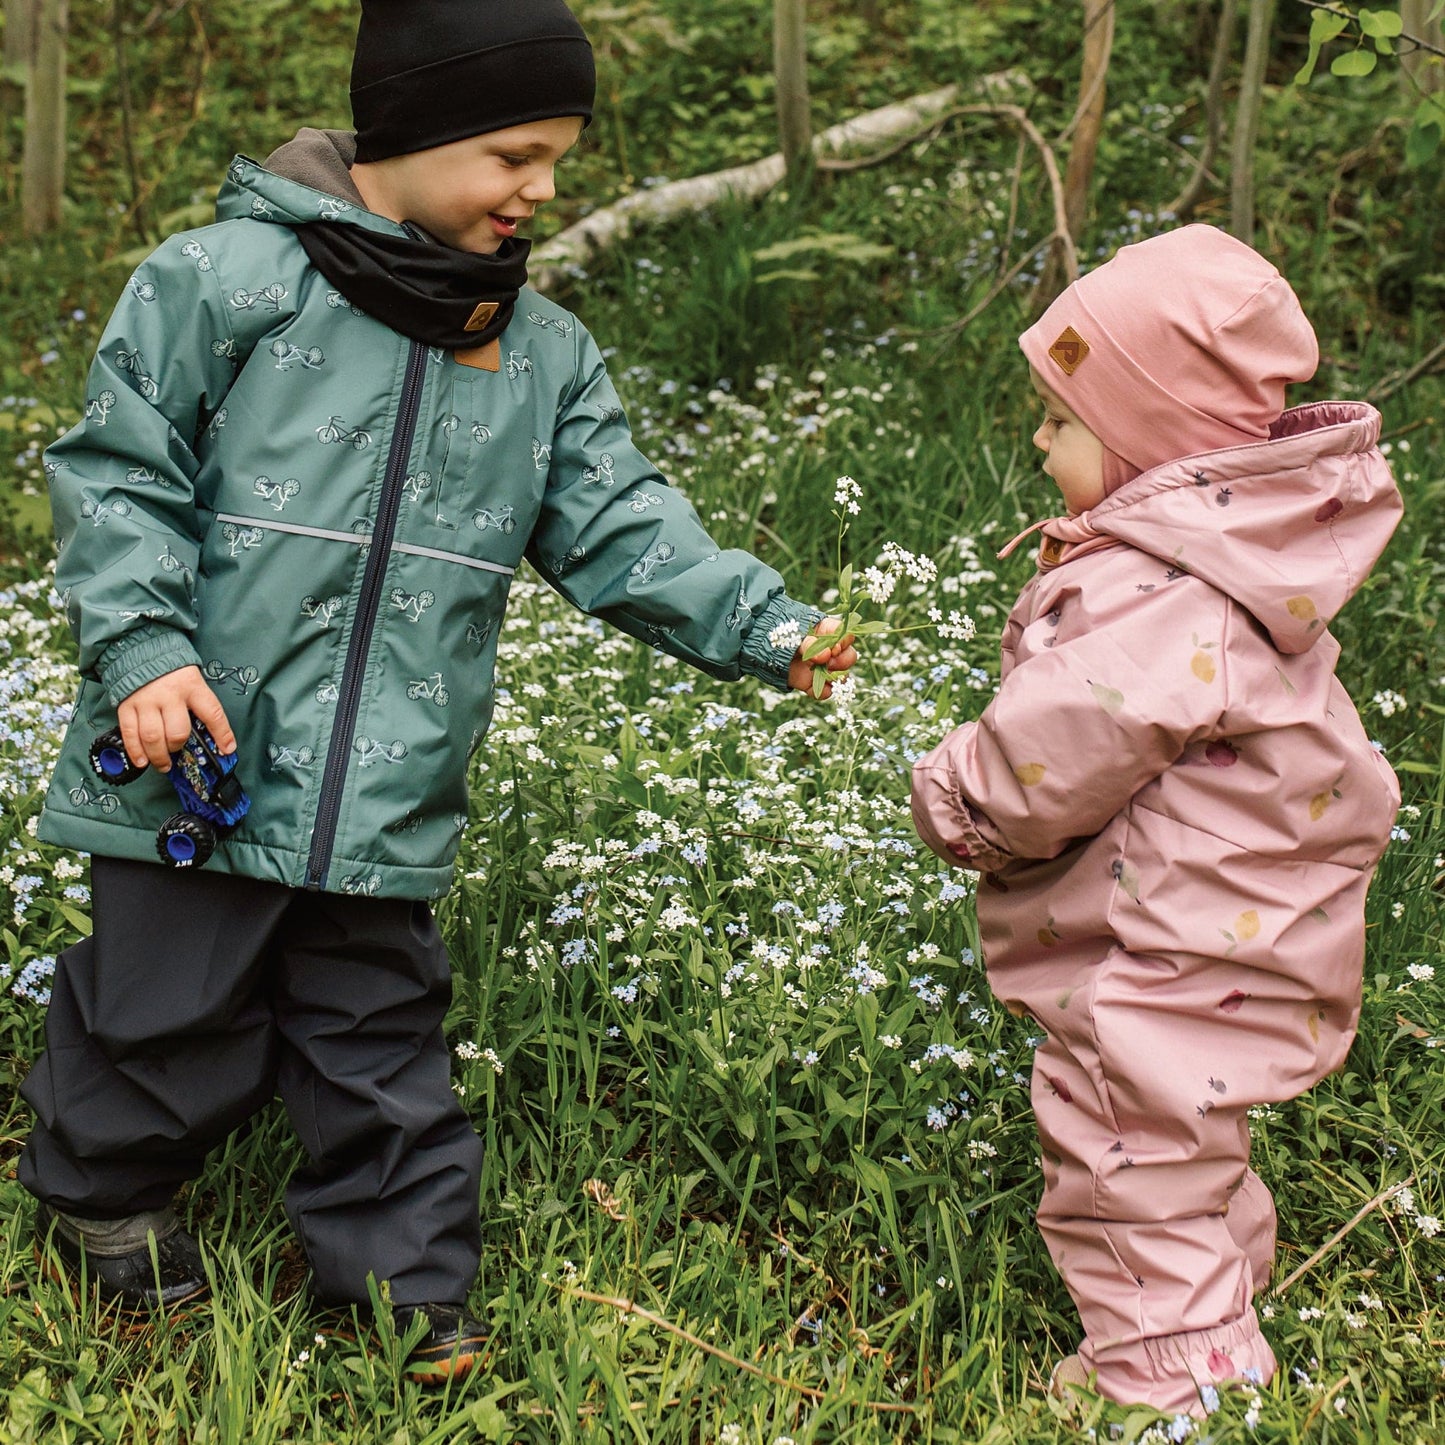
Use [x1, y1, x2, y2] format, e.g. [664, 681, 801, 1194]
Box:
[1365, 338, 1445, 404]
[565, 1287, 917, 1416]
[1272, 1174, 1415, 1297]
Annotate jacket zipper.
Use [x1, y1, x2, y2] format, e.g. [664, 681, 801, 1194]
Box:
[306, 338, 428, 889]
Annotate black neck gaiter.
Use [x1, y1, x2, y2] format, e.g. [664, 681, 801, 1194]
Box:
[294, 222, 531, 350]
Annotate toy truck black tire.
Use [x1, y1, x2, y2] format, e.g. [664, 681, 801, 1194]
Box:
[156, 812, 217, 869]
[89, 729, 145, 787]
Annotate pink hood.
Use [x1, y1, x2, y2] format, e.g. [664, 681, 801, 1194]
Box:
[1021, 401, 1401, 655]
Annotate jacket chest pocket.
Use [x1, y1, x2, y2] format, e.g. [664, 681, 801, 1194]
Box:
[412, 365, 536, 572]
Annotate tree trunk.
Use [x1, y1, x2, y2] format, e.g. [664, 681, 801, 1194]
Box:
[4, 0, 34, 71]
[1169, 0, 1238, 221]
[1229, 0, 1274, 243]
[774, 0, 812, 176]
[1401, 0, 1443, 95]
[1061, 0, 1116, 240]
[22, 0, 67, 235]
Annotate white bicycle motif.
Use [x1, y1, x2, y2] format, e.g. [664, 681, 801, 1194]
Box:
[270, 340, 326, 371]
[254, 476, 301, 510]
[69, 783, 120, 814]
[354, 737, 409, 767]
[230, 282, 289, 312]
[80, 495, 132, 527]
[406, 673, 450, 706]
[389, 588, 436, 623]
[471, 505, 516, 535]
[301, 594, 345, 628]
[581, 453, 616, 488]
[631, 542, 676, 583]
[115, 349, 159, 400]
[220, 521, 263, 557]
[202, 660, 261, 695]
[267, 744, 316, 769]
[316, 416, 372, 449]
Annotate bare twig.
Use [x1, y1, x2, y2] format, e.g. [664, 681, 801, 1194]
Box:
[566, 1287, 917, 1414]
[999, 131, 1027, 281]
[1365, 338, 1445, 403]
[135, 0, 190, 35]
[913, 236, 1054, 344]
[1272, 1175, 1415, 1296]
[1169, 0, 1239, 220]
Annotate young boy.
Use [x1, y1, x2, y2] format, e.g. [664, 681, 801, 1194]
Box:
[24, 0, 854, 1381]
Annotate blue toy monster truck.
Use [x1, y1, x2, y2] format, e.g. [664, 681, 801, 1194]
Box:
[88, 719, 250, 868]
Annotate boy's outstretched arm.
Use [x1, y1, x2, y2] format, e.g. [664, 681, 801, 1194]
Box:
[529, 319, 839, 691]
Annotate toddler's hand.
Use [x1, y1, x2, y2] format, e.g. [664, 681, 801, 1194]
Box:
[117, 666, 237, 772]
[789, 616, 858, 698]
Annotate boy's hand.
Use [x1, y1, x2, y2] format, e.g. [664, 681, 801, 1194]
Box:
[789, 616, 858, 698]
[117, 666, 236, 772]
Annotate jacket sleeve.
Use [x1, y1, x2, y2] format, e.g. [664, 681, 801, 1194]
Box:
[47, 231, 245, 705]
[911, 577, 1232, 870]
[527, 323, 819, 689]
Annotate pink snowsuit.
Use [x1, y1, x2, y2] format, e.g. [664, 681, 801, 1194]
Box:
[912, 400, 1401, 1412]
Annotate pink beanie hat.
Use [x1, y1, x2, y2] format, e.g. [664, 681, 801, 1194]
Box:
[1019, 224, 1320, 494]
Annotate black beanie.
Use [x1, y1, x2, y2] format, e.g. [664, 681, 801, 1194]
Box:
[350, 0, 596, 163]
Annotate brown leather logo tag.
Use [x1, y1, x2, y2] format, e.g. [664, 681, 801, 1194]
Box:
[456, 338, 501, 373]
[464, 301, 500, 333]
[1048, 326, 1090, 375]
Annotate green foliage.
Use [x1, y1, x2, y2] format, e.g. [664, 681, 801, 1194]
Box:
[1294, 2, 1443, 165]
[1, 0, 1443, 1438]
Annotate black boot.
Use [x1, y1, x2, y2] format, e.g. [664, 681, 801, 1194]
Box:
[396, 1302, 490, 1383]
[34, 1199, 209, 1313]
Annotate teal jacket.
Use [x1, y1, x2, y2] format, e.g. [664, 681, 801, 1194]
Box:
[39, 148, 817, 899]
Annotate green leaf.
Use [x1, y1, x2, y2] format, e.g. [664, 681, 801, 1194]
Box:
[59, 905, 93, 936]
[811, 669, 827, 698]
[1331, 48, 1379, 75]
[1406, 118, 1442, 168]
[1295, 8, 1350, 83]
[755, 268, 821, 286]
[1310, 9, 1352, 39]
[1357, 7, 1404, 37]
[850, 1154, 889, 1193]
[837, 562, 853, 598]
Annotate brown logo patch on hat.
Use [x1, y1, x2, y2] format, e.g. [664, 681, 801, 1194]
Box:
[464, 301, 500, 333]
[1048, 326, 1090, 375]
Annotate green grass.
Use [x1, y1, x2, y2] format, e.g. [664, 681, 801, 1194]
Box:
[2, 1, 1443, 1439]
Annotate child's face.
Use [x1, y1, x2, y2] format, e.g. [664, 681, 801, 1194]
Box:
[1029, 367, 1106, 515]
[352, 116, 584, 255]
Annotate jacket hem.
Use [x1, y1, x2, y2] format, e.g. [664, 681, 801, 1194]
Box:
[36, 808, 455, 902]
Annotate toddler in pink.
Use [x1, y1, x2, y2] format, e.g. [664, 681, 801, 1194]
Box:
[911, 224, 1402, 1413]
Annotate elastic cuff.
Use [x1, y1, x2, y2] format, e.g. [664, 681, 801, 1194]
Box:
[97, 624, 203, 707]
[739, 594, 823, 692]
[910, 758, 1012, 872]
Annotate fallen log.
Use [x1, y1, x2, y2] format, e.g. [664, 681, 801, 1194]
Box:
[530, 79, 1026, 293]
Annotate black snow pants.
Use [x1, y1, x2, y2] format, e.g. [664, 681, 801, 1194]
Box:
[20, 856, 483, 1307]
